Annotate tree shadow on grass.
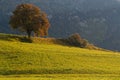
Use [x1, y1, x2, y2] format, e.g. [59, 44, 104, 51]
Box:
[0, 34, 33, 43]
[19, 37, 33, 43]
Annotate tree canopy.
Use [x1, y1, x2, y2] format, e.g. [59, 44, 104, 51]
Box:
[9, 3, 50, 38]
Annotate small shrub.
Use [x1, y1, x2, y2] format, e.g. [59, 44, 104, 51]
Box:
[66, 33, 89, 48]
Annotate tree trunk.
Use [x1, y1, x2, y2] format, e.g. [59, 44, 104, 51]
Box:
[27, 29, 31, 39]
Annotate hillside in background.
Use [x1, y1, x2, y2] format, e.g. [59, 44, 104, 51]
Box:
[1, 0, 120, 51]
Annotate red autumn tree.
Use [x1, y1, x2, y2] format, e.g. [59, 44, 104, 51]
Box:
[9, 3, 50, 38]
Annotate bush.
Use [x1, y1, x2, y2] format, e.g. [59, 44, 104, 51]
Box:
[66, 33, 89, 48]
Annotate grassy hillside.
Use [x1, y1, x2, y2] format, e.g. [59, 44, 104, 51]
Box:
[0, 33, 120, 79]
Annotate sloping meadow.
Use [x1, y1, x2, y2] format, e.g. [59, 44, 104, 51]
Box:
[0, 33, 120, 76]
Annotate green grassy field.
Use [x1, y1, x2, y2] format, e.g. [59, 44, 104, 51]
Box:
[1, 33, 120, 80]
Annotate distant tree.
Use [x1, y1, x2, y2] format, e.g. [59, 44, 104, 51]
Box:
[9, 3, 50, 38]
